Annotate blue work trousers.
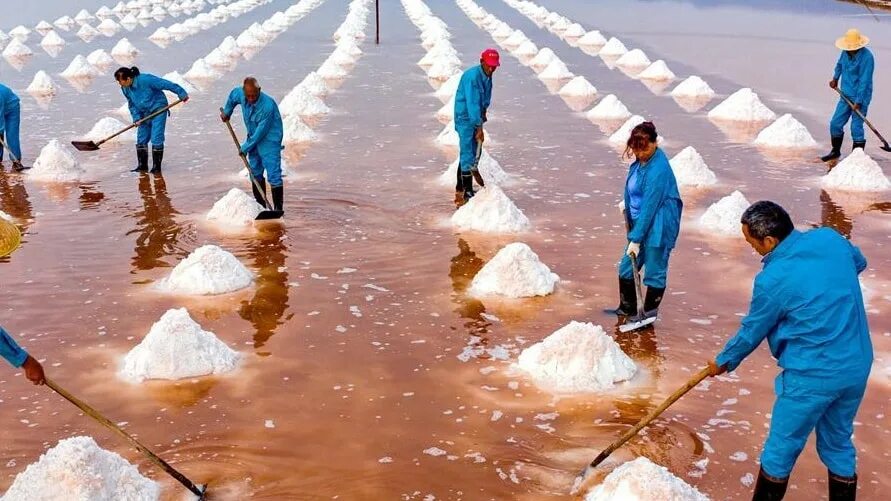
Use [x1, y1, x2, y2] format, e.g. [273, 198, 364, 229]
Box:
[618, 244, 671, 289]
[456, 123, 479, 174]
[136, 112, 168, 148]
[1, 101, 22, 161]
[830, 99, 870, 143]
[247, 141, 283, 188]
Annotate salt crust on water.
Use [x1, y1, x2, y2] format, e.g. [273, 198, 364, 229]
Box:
[157, 244, 253, 295]
[671, 75, 715, 99]
[517, 321, 636, 393]
[559, 76, 597, 98]
[752, 114, 818, 148]
[29, 140, 84, 182]
[577, 30, 607, 47]
[468, 242, 559, 298]
[2, 436, 160, 501]
[206, 188, 264, 227]
[699, 190, 750, 236]
[599, 37, 628, 56]
[538, 58, 574, 80]
[670, 146, 718, 187]
[2, 39, 32, 58]
[638, 60, 676, 81]
[61, 55, 98, 78]
[84, 117, 135, 142]
[40, 31, 65, 48]
[26, 71, 56, 96]
[822, 149, 891, 192]
[451, 185, 530, 233]
[708, 88, 776, 122]
[111, 38, 139, 57]
[615, 48, 650, 68]
[440, 150, 509, 186]
[87, 49, 115, 69]
[121, 308, 240, 382]
[586, 457, 710, 501]
[609, 115, 646, 144]
[587, 94, 632, 121]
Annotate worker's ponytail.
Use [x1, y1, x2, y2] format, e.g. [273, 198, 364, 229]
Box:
[114, 66, 140, 82]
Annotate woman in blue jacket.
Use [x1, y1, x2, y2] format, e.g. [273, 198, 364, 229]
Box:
[115, 67, 189, 174]
[611, 122, 683, 319]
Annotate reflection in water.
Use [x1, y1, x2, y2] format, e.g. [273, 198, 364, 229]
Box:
[239, 224, 290, 354]
[449, 239, 492, 356]
[128, 173, 183, 273]
[0, 171, 33, 232]
[78, 182, 106, 211]
[820, 189, 853, 238]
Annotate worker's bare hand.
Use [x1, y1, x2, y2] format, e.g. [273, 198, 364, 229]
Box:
[182, 96, 190, 103]
[22, 355, 45, 385]
[707, 359, 726, 378]
[852, 103, 860, 111]
[220, 112, 230, 123]
[475, 127, 484, 143]
[829, 79, 838, 90]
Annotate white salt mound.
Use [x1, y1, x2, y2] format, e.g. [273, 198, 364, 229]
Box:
[29, 140, 84, 182]
[184, 59, 219, 81]
[298, 71, 329, 97]
[752, 114, 818, 148]
[281, 86, 329, 118]
[26, 71, 57, 96]
[121, 308, 240, 382]
[599, 37, 628, 56]
[282, 112, 318, 143]
[699, 191, 750, 236]
[562, 23, 586, 38]
[468, 243, 559, 298]
[538, 58, 574, 80]
[586, 457, 709, 501]
[317, 59, 348, 79]
[513, 40, 538, 57]
[110, 38, 139, 57]
[435, 74, 462, 102]
[84, 117, 135, 142]
[822, 149, 891, 192]
[587, 94, 631, 121]
[60, 55, 98, 78]
[615, 48, 650, 68]
[158, 244, 253, 295]
[609, 115, 646, 144]
[3, 39, 32, 58]
[3, 436, 160, 501]
[529, 47, 557, 69]
[578, 30, 607, 47]
[436, 121, 459, 147]
[638, 60, 676, 81]
[451, 185, 530, 233]
[148, 27, 172, 41]
[670, 146, 717, 187]
[517, 321, 636, 393]
[77, 24, 100, 40]
[559, 76, 597, 98]
[40, 31, 65, 48]
[97, 18, 121, 35]
[708, 87, 776, 122]
[87, 49, 115, 68]
[671, 75, 715, 99]
[441, 150, 509, 187]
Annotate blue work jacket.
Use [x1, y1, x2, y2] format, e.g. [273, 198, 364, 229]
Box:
[222, 88, 284, 153]
[0, 326, 28, 367]
[121, 73, 188, 121]
[833, 48, 874, 106]
[624, 148, 683, 249]
[454, 65, 492, 128]
[0, 84, 20, 133]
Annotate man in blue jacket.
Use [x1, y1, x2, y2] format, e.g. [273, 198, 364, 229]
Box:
[822, 29, 874, 162]
[709, 201, 870, 501]
[0, 326, 45, 385]
[453, 49, 499, 206]
[0, 83, 27, 172]
[221, 77, 285, 212]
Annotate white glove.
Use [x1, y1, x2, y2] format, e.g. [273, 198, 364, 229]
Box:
[626, 242, 640, 257]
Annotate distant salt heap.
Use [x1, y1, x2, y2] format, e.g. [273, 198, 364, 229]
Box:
[121, 308, 240, 382]
[75, 9, 95, 23]
[426, 58, 460, 80]
[538, 58, 574, 80]
[700, 191, 750, 236]
[318, 59, 349, 79]
[638, 60, 676, 81]
[60, 55, 98, 78]
[608, 115, 646, 144]
[451, 185, 530, 233]
[441, 150, 509, 187]
[282, 113, 318, 143]
[28, 140, 85, 182]
[26, 71, 57, 96]
[97, 18, 121, 36]
[578, 30, 607, 48]
[752, 114, 818, 148]
[149, 27, 173, 42]
[587, 94, 632, 121]
[586, 457, 709, 501]
[87, 49, 115, 69]
[236, 30, 263, 49]
[83, 117, 134, 142]
[822, 149, 891, 192]
[517, 321, 636, 393]
[559, 76, 597, 98]
[435, 74, 461, 102]
[40, 31, 65, 48]
[298, 71, 329, 97]
[615, 48, 650, 68]
[562, 23, 586, 39]
[110, 38, 139, 58]
[54, 16, 76, 30]
[158, 244, 253, 295]
[503, 30, 529, 50]
[281, 86, 329, 119]
[2, 436, 160, 501]
[437, 96, 455, 122]
[670, 147, 717, 187]
[468, 243, 559, 298]
[599, 37, 628, 56]
[513, 40, 539, 57]
[3, 39, 32, 58]
[671, 75, 715, 99]
[708, 87, 776, 122]
[8, 25, 30, 41]
[184, 59, 219, 81]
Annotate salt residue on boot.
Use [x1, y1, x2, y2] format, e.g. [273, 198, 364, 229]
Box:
[670, 146, 717, 187]
[451, 185, 530, 233]
[699, 190, 750, 236]
[468, 242, 559, 298]
[29, 140, 84, 182]
[822, 149, 891, 192]
[558, 76, 597, 98]
[671, 75, 715, 99]
[206, 188, 265, 227]
[587, 94, 631, 122]
[156, 244, 253, 295]
[708, 87, 776, 122]
[752, 114, 818, 148]
[586, 457, 710, 501]
[120, 307, 240, 382]
[3, 436, 160, 501]
[517, 321, 636, 393]
[83, 117, 135, 142]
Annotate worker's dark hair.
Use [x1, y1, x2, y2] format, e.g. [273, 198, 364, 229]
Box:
[741, 201, 794, 242]
[243, 76, 260, 88]
[114, 66, 140, 81]
[624, 121, 658, 159]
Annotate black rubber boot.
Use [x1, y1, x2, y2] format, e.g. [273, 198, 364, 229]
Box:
[251, 178, 268, 208]
[271, 185, 284, 212]
[752, 468, 788, 501]
[821, 135, 844, 162]
[852, 141, 865, 151]
[12, 161, 29, 172]
[150, 147, 163, 174]
[606, 278, 637, 316]
[132, 145, 149, 172]
[643, 287, 666, 317]
[828, 471, 856, 501]
[461, 172, 475, 203]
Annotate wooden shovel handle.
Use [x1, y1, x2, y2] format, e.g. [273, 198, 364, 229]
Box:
[834, 88, 890, 147]
[99, 99, 184, 147]
[219, 107, 272, 207]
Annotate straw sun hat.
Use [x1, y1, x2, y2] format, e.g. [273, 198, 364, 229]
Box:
[836, 28, 869, 51]
[0, 219, 21, 258]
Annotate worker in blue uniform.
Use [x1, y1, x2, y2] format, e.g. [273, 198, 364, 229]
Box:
[822, 29, 874, 162]
[453, 49, 498, 206]
[609, 121, 682, 319]
[0, 83, 26, 172]
[221, 77, 285, 212]
[115, 66, 190, 174]
[0, 325, 45, 385]
[709, 201, 870, 501]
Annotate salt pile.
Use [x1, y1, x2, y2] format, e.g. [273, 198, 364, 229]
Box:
[298, 72, 329, 97]
[184, 59, 219, 81]
[426, 59, 460, 80]
[538, 58, 574, 80]
[708, 88, 776, 122]
[39, 31, 65, 48]
[282, 113, 318, 143]
[517, 321, 636, 393]
[529, 47, 557, 70]
[608, 115, 646, 144]
[97, 18, 121, 36]
[54, 16, 76, 30]
[468, 243, 559, 298]
[670, 146, 717, 187]
[9, 25, 30, 41]
[638, 60, 676, 81]
[451, 185, 530, 233]
[87, 49, 115, 69]
[34, 20, 54, 35]
[120, 14, 139, 28]
[162, 71, 197, 96]
[585, 457, 710, 501]
[578, 30, 607, 47]
[671, 75, 715, 99]
[110, 38, 139, 58]
[699, 191, 750, 236]
[822, 149, 891, 192]
[77, 24, 100, 41]
[513, 40, 539, 57]
[236, 30, 264, 49]
[436, 96, 455, 122]
[75, 9, 95, 23]
[550, 17, 572, 34]
[587, 94, 632, 121]
[83, 117, 135, 142]
[491, 24, 513, 40]
[96, 6, 114, 18]
[281, 87, 329, 119]
[157, 244, 253, 295]
[558, 76, 597, 98]
[2, 436, 160, 501]
[599, 37, 628, 56]
[562, 23, 586, 38]
[441, 150, 509, 187]
[503, 30, 529, 50]
[26, 71, 57, 96]
[148, 27, 173, 42]
[435, 74, 462, 102]
[28, 140, 85, 182]
[120, 308, 240, 382]
[3, 39, 33, 58]
[615, 49, 650, 68]
[317, 59, 349, 79]
[60, 55, 98, 78]
[436, 122, 459, 147]
[752, 114, 818, 148]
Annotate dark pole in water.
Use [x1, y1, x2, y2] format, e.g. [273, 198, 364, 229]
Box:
[375, 0, 380, 44]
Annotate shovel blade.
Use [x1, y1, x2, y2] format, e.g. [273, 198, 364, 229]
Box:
[880, 143, 891, 153]
[71, 140, 100, 152]
[618, 315, 656, 333]
[255, 210, 284, 221]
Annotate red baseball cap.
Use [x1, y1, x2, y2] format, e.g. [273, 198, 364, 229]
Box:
[481, 48, 500, 67]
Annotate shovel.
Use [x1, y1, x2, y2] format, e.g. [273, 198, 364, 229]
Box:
[220, 108, 283, 220]
[45, 378, 207, 500]
[71, 99, 184, 152]
[835, 88, 891, 153]
[570, 366, 712, 495]
[471, 138, 485, 188]
[619, 252, 656, 333]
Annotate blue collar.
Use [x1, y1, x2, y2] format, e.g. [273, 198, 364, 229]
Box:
[762, 229, 801, 265]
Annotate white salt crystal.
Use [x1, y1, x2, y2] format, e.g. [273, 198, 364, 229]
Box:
[298, 72, 329, 97]
[54, 16, 76, 30]
[28, 140, 85, 182]
[26, 71, 57, 96]
[86, 49, 115, 69]
[426, 58, 460, 80]
[83, 117, 135, 142]
[157, 244, 253, 295]
[97, 18, 121, 36]
[206, 188, 264, 227]
[538, 58, 574, 80]
[615, 48, 651, 68]
[822, 149, 891, 192]
[39, 31, 65, 48]
[281, 86, 329, 119]
[708, 88, 776, 122]
[435, 73, 461, 102]
[587, 94, 632, 121]
[2, 39, 33, 58]
[559, 76, 597, 98]
[670, 146, 717, 187]
[512, 40, 538, 57]
[184, 59, 219, 81]
[451, 185, 530, 234]
[110, 37, 139, 58]
[699, 191, 751, 237]
[162, 71, 197, 95]
[282, 113, 318, 144]
[317, 59, 348, 79]
[577, 30, 607, 47]
[752, 114, 818, 148]
[236, 30, 264, 49]
[77, 24, 100, 41]
[75, 10, 95, 23]
[529, 47, 557, 70]
[585, 457, 709, 501]
[562, 23, 586, 38]
[671, 75, 715, 99]
[468, 243, 559, 298]
[435, 121, 459, 147]
[9, 25, 31, 41]
[148, 27, 173, 41]
[60, 55, 99, 78]
[502, 30, 528, 50]
[638, 60, 676, 81]
[598, 37, 628, 56]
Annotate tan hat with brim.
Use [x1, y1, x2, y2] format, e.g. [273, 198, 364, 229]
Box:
[0, 219, 22, 258]
[836, 28, 869, 51]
